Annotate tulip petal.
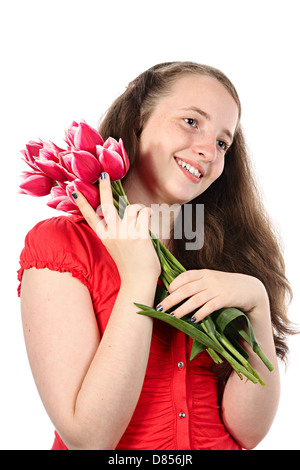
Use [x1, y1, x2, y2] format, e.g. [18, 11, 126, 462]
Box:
[19, 173, 55, 197]
[59, 152, 73, 173]
[26, 140, 43, 158]
[56, 198, 79, 212]
[74, 122, 104, 155]
[103, 136, 121, 152]
[49, 185, 67, 199]
[47, 196, 66, 209]
[71, 179, 100, 209]
[35, 159, 76, 183]
[47, 141, 66, 155]
[39, 148, 59, 163]
[71, 150, 101, 184]
[98, 148, 126, 181]
[119, 138, 130, 174]
[64, 121, 79, 147]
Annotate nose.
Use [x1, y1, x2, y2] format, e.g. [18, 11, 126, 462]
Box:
[191, 133, 217, 162]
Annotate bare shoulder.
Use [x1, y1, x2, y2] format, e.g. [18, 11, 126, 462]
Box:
[21, 267, 100, 430]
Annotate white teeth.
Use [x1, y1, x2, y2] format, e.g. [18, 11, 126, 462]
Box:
[176, 159, 201, 178]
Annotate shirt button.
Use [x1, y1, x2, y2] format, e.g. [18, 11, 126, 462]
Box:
[178, 361, 184, 368]
[179, 412, 186, 418]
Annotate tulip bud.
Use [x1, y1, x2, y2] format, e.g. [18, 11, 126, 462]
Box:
[71, 150, 101, 184]
[64, 121, 79, 148]
[73, 122, 104, 156]
[19, 172, 55, 197]
[67, 179, 100, 210]
[35, 159, 76, 183]
[96, 137, 130, 181]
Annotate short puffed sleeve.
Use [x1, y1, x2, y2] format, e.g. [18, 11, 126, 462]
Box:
[17, 215, 92, 297]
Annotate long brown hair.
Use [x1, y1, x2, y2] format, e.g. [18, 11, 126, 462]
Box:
[98, 61, 295, 371]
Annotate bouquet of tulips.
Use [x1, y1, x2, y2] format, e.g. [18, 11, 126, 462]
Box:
[19, 120, 274, 385]
[19, 121, 129, 213]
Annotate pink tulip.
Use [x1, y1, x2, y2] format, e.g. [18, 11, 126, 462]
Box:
[65, 121, 104, 156]
[20, 140, 44, 170]
[56, 199, 81, 214]
[47, 185, 68, 207]
[64, 121, 79, 148]
[71, 150, 101, 184]
[39, 141, 65, 164]
[19, 171, 55, 197]
[47, 185, 80, 214]
[96, 137, 130, 181]
[66, 179, 100, 210]
[35, 158, 76, 183]
[20, 120, 130, 216]
[58, 151, 73, 173]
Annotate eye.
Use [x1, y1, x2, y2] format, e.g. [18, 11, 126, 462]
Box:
[183, 118, 197, 128]
[217, 140, 229, 152]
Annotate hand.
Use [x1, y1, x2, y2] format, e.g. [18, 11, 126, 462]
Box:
[156, 269, 269, 323]
[72, 173, 161, 284]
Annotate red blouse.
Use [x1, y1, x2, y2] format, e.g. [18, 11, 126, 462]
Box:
[17, 215, 242, 450]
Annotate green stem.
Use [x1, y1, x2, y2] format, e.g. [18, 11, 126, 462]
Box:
[200, 320, 259, 383]
[215, 331, 265, 385]
[230, 322, 274, 372]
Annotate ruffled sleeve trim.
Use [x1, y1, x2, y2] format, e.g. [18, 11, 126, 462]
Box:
[17, 259, 90, 297]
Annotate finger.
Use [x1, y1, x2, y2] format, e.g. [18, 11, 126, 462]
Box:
[190, 297, 220, 323]
[168, 270, 205, 293]
[99, 172, 118, 225]
[156, 280, 205, 313]
[72, 190, 106, 235]
[171, 291, 212, 319]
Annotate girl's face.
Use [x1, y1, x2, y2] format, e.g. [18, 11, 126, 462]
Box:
[127, 74, 239, 206]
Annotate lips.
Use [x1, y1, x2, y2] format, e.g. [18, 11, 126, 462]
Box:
[174, 156, 205, 184]
[174, 156, 205, 177]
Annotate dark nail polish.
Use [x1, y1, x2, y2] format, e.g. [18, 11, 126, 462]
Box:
[100, 172, 107, 180]
[72, 192, 78, 199]
[170, 313, 176, 317]
[191, 317, 196, 322]
[156, 305, 163, 312]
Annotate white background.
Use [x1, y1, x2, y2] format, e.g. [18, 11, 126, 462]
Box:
[1, 0, 299, 450]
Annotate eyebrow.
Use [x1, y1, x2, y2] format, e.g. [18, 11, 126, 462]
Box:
[179, 106, 234, 143]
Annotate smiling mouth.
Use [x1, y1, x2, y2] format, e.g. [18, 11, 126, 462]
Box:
[174, 157, 203, 180]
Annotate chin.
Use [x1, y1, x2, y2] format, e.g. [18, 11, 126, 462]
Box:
[163, 186, 201, 206]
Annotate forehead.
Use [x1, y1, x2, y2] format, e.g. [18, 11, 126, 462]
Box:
[153, 74, 239, 128]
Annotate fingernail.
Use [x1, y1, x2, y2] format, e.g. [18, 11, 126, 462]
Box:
[156, 305, 163, 312]
[190, 317, 196, 322]
[100, 172, 107, 180]
[170, 313, 176, 317]
[72, 192, 78, 199]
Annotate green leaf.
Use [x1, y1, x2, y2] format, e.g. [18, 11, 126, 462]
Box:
[190, 339, 206, 360]
[135, 304, 262, 384]
[135, 305, 224, 352]
[212, 308, 274, 372]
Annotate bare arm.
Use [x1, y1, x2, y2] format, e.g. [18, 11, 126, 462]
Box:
[21, 174, 161, 449]
[221, 298, 280, 449]
[21, 268, 156, 449]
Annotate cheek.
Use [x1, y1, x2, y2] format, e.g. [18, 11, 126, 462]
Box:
[207, 157, 225, 185]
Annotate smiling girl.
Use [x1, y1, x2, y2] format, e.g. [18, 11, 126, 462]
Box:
[18, 61, 293, 450]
